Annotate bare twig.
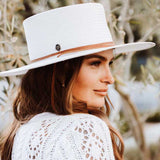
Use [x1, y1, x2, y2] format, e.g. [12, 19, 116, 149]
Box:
[115, 81, 150, 160]
[119, 0, 130, 30]
[99, 0, 117, 42]
[3, 0, 7, 51]
[138, 22, 160, 42]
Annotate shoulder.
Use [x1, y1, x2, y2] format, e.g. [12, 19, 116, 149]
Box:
[68, 113, 111, 139]
[22, 112, 109, 132]
[64, 113, 115, 159]
[12, 112, 115, 159]
[15, 112, 109, 138]
[68, 113, 109, 133]
[19, 112, 110, 137]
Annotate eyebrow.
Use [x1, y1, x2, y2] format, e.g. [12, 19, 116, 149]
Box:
[84, 54, 114, 61]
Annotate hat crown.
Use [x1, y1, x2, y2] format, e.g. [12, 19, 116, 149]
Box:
[23, 3, 113, 61]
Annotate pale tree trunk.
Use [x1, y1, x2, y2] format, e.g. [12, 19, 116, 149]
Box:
[115, 82, 150, 160]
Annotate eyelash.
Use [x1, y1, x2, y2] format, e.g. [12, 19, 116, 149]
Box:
[90, 60, 114, 67]
[109, 61, 113, 65]
[90, 61, 101, 66]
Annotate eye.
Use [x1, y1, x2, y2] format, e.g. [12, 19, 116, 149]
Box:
[90, 61, 101, 66]
[109, 60, 113, 66]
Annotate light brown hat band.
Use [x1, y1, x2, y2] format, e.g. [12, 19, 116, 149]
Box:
[31, 41, 114, 62]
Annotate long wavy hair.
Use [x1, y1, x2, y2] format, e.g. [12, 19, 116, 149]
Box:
[0, 56, 124, 160]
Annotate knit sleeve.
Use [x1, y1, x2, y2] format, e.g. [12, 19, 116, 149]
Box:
[67, 114, 115, 160]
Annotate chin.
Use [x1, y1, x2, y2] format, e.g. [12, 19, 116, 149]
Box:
[87, 100, 105, 109]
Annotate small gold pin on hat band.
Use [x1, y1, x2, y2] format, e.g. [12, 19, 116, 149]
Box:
[31, 41, 115, 63]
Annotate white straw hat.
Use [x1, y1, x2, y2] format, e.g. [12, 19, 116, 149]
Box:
[0, 3, 155, 77]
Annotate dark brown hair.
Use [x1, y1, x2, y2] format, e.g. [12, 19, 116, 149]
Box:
[0, 56, 124, 160]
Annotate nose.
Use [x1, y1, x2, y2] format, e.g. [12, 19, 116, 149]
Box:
[100, 65, 114, 84]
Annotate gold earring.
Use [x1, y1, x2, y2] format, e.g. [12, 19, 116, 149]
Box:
[62, 82, 65, 87]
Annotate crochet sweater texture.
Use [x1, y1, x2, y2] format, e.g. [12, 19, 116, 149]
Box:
[12, 112, 115, 160]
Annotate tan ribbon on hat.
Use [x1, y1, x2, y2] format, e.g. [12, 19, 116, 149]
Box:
[31, 42, 114, 62]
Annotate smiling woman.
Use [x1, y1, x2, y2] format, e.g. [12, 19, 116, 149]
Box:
[72, 50, 114, 108]
[0, 3, 155, 160]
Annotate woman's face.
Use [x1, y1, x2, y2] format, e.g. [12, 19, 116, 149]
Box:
[72, 49, 114, 108]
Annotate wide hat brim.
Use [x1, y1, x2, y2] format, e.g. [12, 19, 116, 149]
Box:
[0, 42, 155, 77]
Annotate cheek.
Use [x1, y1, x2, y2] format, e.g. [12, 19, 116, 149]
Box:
[72, 69, 94, 97]
[72, 67, 105, 107]
[77, 70, 94, 88]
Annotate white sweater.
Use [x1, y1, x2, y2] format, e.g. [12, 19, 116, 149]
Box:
[12, 112, 115, 160]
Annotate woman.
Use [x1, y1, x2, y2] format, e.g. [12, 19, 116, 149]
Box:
[0, 3, 155, 160]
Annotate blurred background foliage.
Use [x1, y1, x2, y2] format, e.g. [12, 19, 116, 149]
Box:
[0, 0, 160, 160]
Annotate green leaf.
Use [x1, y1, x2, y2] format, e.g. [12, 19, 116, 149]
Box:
[5, 77, 10, 85]
[0, 59, 12, 63]
[153, 56, 160, 61]
[129, 20, 141, 25]
[0, 97, 6, 103]
[2, 86, 7, 95]
[145, 0, 152, 7]
[140, 65, 146, 75]
[114, 53, 123, 60]
[12, 59, 17, 67]
[16, 63, 19, 68]
[0, 77, 4, 81]
[20, 58, 28, 65]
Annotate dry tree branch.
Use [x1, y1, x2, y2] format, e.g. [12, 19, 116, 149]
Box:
[3, 0, 7, 50]
[119, 0, 130, 30]
[114, 81, 150, 160]
[138, 22, 160, 42]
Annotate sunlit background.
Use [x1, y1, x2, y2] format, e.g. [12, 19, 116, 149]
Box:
[0, 0, 160, 160]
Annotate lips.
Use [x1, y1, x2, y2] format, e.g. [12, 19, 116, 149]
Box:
[93, 89, 108, 96]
